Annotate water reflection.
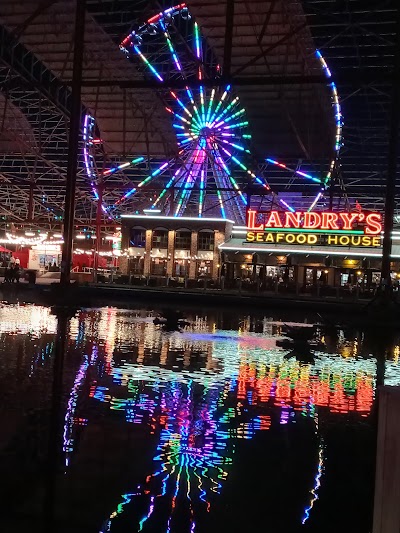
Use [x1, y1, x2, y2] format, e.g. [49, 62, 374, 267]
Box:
[1, 304, 399, 531]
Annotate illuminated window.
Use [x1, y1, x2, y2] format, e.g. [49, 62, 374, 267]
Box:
[198, 230, 214, 251]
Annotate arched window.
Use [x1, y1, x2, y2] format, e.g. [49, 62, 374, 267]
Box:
[175, 229, 191, 250]
[198, 230, 214, 251]
[152, 228, 168, 248]
[130, 226, 146, 248]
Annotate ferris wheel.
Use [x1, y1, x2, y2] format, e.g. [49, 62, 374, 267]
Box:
[83, 3, 342, 223]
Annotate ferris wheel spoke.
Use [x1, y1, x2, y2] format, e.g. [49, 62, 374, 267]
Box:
[208, 85, 231, 126]
[198, 163, 207, 217]
[205, 88, 216, 126]
[160, 21, 204, 129]
[160, 20, 184, 75]
[210, 144, 247, 206]
[169, 91, 201, 128]
[266, 158, 322, 184]
[165, 106, 194, 129]
[132, 45, 164, 82]
[174, 142, 206, 216]
[214, 107, 246, 129]
[114, 160, 173, 206]
[211, 97, 240, 127]
[307, 190, 325, 212]
[193, 20, 203, 83]
[102, 156, 145, 177]
[217, 137, 250, 154]
[216, 190, 227, 218]
[216, 120, 249, 132]
[151, 165, 188, 210]
[218, 145, 271, 193]
[209, 147, 246, 222]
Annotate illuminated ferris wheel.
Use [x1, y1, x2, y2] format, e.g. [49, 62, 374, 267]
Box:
[83, 3, 342, 223]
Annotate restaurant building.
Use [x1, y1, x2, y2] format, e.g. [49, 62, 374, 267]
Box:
[120, 214, 233, 283]
[120, 210, 400, 291]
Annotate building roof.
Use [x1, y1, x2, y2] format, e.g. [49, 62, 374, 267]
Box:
[0, 0, 397, 228]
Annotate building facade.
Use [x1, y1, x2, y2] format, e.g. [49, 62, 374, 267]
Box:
[120, 211, 400, 292]
[120, 215, 233, 282]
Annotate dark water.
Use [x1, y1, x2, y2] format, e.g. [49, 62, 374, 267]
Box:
[0, 302, 397, 532]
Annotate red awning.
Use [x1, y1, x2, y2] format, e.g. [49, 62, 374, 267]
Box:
[0, 245, 12, 253]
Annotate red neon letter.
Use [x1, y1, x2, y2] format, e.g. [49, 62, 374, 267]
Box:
[303, 212, 322, 229]
[247, 210, 263, 230]
[321, 212, 339, 230]
[339, 212, 359, 230]
[265, 211, 283, 228]
[284, 212, 302, 229]
[365, 213, 382, 235]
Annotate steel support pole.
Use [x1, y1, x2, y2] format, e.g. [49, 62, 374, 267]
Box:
[223, 0, 235, 77]
[60, 0, 86, 285]
[381, 6, 400, 285]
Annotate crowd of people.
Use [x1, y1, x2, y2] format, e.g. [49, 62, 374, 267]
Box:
[2, 256, 22, 283]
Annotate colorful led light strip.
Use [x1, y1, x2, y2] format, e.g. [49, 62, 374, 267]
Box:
[211, 144, 247, 207]
[82, 114, 116, 219]
[266, 158, 321, 184]
[194, 21, 201, 60]
[115, 160, 172, 205]
[219, 145, 270, 191]
[174, 141, 206, 216]
[133, 45, 164, 82]
[199, 166, 206, 216]
[102, 156, 145, 176]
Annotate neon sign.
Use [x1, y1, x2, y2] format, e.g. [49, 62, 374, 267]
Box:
[246, 210, 382, 248]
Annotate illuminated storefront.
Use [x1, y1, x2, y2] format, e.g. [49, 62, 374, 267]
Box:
[120, 211, 400, 289]
[120, 215, 233, 283]
[219, 209, 400, 291]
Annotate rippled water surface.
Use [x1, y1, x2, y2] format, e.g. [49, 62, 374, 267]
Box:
[1, 303, 397, 532]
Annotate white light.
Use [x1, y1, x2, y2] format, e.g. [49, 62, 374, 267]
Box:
[25, 231, 35, 236]
[53, 233, 63, 239]
[143, 209, 161, 214]
[219, 244, 384, 258]
[121, 214, 235, 223]
[105, 236, 114, 241]
[75, 234, 85, 240]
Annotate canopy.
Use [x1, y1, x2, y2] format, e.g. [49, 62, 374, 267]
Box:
[0, 245, 12, 253]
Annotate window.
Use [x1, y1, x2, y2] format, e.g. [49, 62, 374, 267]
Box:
[152, 229, 168, 248]
[151, 258, 167, 275]
[174, 259, 188, 276]
[196, 260, 212, 278]
[129, 256, 144, 275]
[175, 230, 191, 250]
[198, 231, 214, 251]
[130, 227, 146, 248]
